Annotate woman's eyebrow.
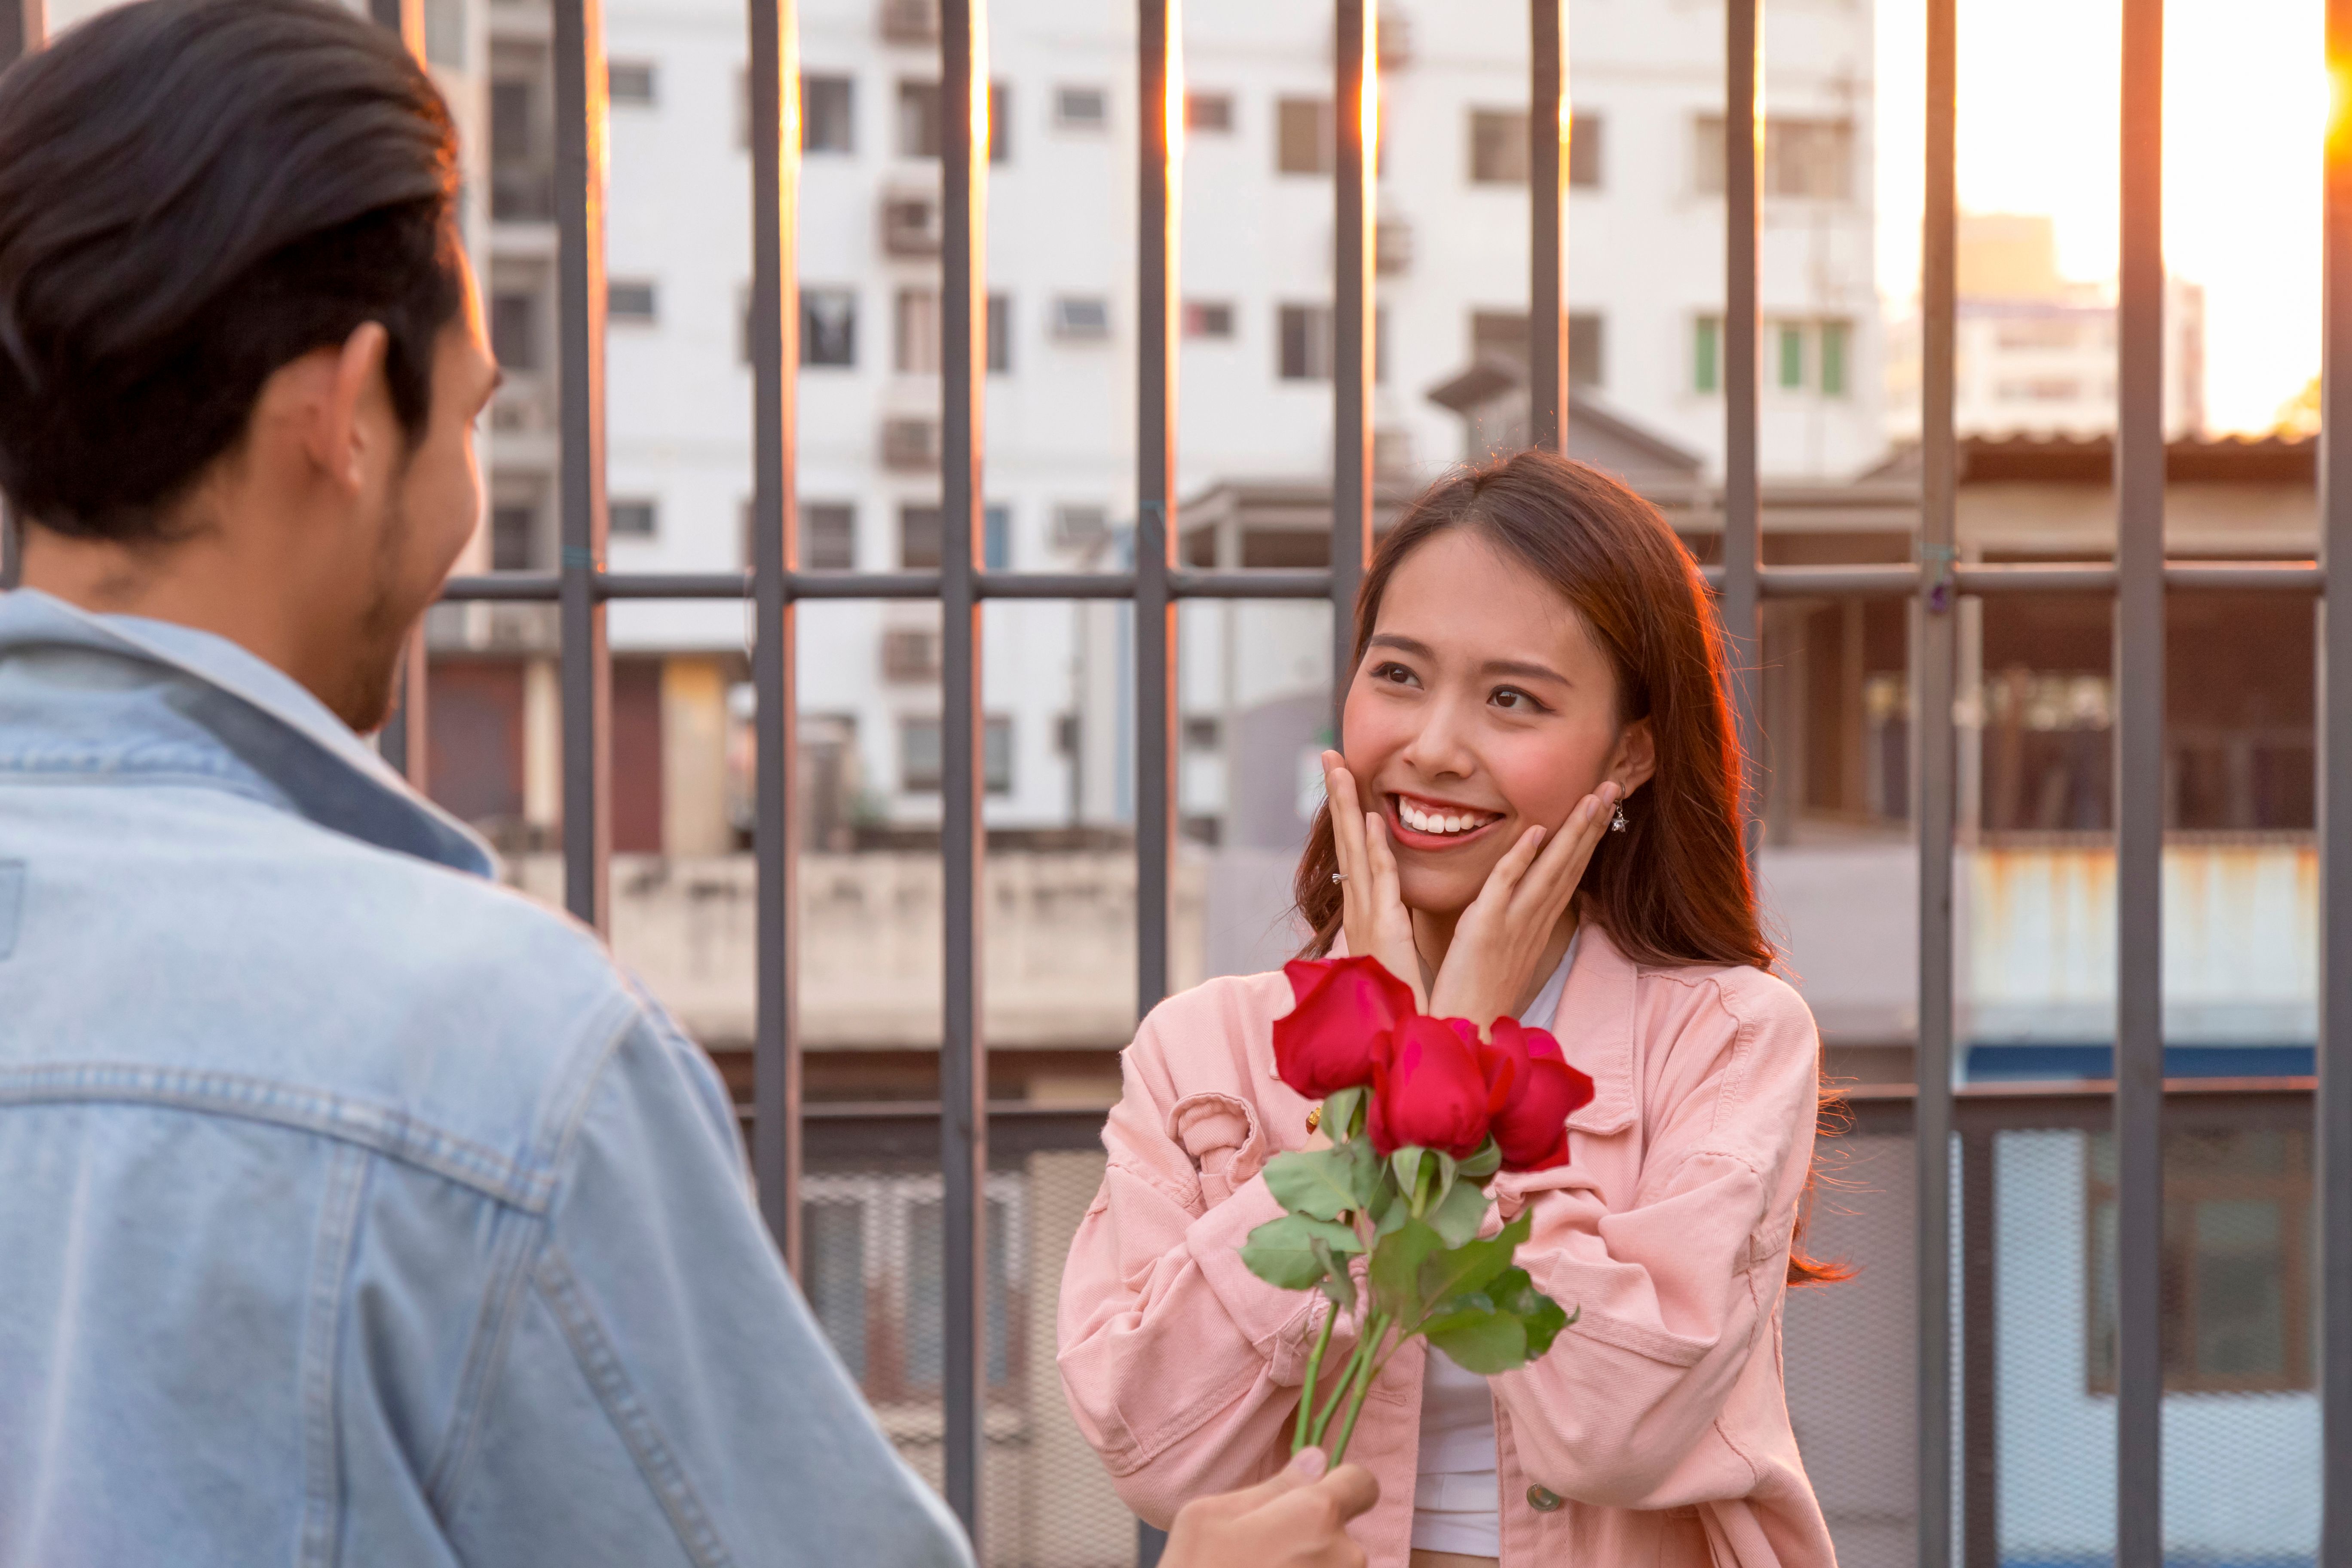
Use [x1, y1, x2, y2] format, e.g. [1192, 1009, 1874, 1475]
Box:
[1480, 658, 1570, 684]
[1365, 633, 1433, 658]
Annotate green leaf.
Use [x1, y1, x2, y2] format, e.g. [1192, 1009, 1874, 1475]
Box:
[1415, 1291, 1496, 1339]
[1265, 1143, 1378, 1221]
[1457, 1137, 1502, 1181]
[1311, 1238, 1358, 1312]
[1414, 1210, 1531, 1319]
[1425, 1170, 1491, 1248]
[1368, 1175, 1412, 1237]
[1323, 1086, 1368, 1143]
[1389, 1147, 1427, 1204]
[1243, 1213, 1365, 1290]
[1368, 1219, 1444, 1323]
[1428, 1148, 1459, 1211]
[1425, 1304, 1530, 1374]
[1488, 1266, 1574, 1360]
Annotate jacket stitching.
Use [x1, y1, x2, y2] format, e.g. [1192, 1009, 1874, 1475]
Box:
[533, 1242, 738, 1568]
[0, 1065, 554, 1210]
[422, 1202, 547, 1521]
[298, 1143, 370, 1568]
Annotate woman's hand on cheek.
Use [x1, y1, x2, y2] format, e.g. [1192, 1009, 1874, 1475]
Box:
[1323, 751, 1428, 1010]
[1427, 780, 1621, 1028]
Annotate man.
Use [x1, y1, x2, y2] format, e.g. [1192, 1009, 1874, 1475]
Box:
[0, 2, 1374, 1563]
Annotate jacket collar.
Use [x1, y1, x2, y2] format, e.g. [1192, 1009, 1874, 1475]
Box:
[0, 588, 496, 880]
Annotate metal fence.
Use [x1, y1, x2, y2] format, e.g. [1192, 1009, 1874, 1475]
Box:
[3, 0, 2350, 1564]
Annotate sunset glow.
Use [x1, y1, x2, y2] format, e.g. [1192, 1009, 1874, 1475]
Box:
[1876, 0, 2327, 433]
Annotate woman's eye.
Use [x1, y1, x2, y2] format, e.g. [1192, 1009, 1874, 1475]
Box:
[1491, 686, 1544, 713]
[1370, 661, 1419, 687]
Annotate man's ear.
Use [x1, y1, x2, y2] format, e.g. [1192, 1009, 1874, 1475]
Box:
[1610, 716, 1658, 796]
[306, 323, 392, 495]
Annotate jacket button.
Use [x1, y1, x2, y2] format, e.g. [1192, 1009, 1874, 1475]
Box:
[1525, 1485, 1563, 1513]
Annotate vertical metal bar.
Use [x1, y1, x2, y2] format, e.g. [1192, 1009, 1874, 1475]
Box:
[1135, 0, 1177, 1018]
[0, 0, 45, 593]
[2113, 0, 2167, 1558]
[2321, 0, 2352, 1553]
[369, 0, 428, 784]
[939, 0, 989, 1542]
[1527, 0, 1567, 453]
[1960, 1126, 2000, 1568]
[747, 0, 802, 1271]
[554, 0, 610, 931]
[1721, 0, 1762, 830]
[1330, 0, 1374, 736]
[1915, 0, 1960, 1562]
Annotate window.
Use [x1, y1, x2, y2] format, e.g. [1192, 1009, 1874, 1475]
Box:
[609, 499, 657, 539]
[1568, 312, 1604, 387]
[899, 505, 942, 568]
[895, 288, 941, 373]
[1186, 91, 1233, 132]
[984, 505, 1010, 570]
[1051, 297, 1111, 340]
[607, 60, 656, 105]
[491, 77, 535, 163]
[986, 293, 1012, 373]
[897, 79, 1009, 162]
[1694, 315, 1721, 394]
[1184, 300, 1236, 339]
[1694, 114, 1855, 200]
[1054, 85, 1108, 130]
[1471, 309, 1524, 364]
[2089, 1128, 2315, 1394]
[1820, 320, 1850, 398]
[490, 504, 539, 571]
[1276, 97, 1333, 175]
[802, 288, 857, 367]
[1569, 112, 1603, 188]
[802, 502, 856, 570]
[804, 74, 854, 153]
[899, 717, 1014, 794]
[490, 292, 539, 370]
[882, 629, 941, 683]
[1182, 716, 1222, 751]
[1278, 303, 1333, 380]
[897, 80, 939, 157]
[1776, 322, 1804, 389]
[1469, 108, 1526, 184]
[1052, 504, 1109, 549]
[608, 279, 658, 323]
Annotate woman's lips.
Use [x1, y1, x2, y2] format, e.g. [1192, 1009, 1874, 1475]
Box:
[1384, 793, 1505, 850]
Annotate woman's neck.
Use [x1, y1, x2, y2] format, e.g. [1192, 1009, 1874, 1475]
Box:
[1406, 904, 1580, 1019]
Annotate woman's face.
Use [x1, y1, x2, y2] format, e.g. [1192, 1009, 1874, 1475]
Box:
[1339, 528, 1655, 917]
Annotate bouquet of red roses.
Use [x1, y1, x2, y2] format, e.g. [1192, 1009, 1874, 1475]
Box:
[1243, 953, 1596, 1465]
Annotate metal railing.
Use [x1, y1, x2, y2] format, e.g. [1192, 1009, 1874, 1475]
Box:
[3, 0, 2349, 1562]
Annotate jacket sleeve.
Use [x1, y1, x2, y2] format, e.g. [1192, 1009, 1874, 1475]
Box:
[441, 1008, 974, 1568]
[1489, 972, 1821, 1510]
[1054, 1008, 1348, 1528]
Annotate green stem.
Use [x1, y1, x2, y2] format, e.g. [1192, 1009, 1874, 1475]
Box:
[1323, 1313, 1393, 1467]
[1291, 1300, 1341, 1454]
[1307, 1332, 1364, 1449]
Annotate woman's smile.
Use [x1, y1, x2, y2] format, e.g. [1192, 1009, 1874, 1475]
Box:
[1384, 790, 1507, 849]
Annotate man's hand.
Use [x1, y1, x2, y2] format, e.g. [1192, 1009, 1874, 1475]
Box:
[1160, 1447, 1379, 1568]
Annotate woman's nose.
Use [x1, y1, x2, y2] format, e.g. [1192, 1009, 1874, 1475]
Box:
[1400, 696, 1479, 779]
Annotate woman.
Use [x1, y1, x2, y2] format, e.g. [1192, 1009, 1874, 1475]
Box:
[1056, 450, 1838, 1568]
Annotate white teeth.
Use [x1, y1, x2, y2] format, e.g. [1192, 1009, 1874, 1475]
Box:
[1399, 801, 1491, 836]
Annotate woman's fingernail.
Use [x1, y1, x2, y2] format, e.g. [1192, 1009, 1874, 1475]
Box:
[1289, 1447, 1329, 1479]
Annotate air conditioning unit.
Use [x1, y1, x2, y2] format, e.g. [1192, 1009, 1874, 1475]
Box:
[880, 416, 941, 472]
[1051, 296, 1112, 340]
[1375, 218, 1413, 276]
[879, 0, 937, 45]
[881, 192, 943, 257]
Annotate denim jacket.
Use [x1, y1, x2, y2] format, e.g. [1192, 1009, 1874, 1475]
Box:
[0, 589, 972, 1568]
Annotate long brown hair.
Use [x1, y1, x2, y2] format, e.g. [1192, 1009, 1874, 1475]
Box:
[1293, 448, 1847, 1285]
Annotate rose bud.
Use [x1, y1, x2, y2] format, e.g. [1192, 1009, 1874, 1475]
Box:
[1273, 954, 1417, 1099]
[1489, 1023, 1596, 1172]
[1366, 1015, 1493, 1159]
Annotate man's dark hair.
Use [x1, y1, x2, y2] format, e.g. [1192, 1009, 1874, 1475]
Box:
[0, 0, 462, 539]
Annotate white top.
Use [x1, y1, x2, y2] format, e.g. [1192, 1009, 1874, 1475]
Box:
[1408, 936, 1579, 1558]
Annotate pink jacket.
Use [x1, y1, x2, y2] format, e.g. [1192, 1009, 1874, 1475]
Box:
[1055, 925, 1837, 1568]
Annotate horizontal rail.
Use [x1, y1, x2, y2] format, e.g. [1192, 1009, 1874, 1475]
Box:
[439, 558, 2325, 607]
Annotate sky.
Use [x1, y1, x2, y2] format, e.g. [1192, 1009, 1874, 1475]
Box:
[1873, 0, 2331, 434]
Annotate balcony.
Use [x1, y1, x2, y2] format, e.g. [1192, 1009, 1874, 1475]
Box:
[881, 191, 942, 258]
[879, 416, 941, 472]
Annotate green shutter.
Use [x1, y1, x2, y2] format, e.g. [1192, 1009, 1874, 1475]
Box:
[1820, 320, 1850, 397]
[1778, 323, 1805, 389]
[1694, 316, 1720, 394]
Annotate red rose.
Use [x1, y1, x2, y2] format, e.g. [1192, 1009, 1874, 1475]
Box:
[1486, 1020, 1596, 1171]
[1366, 1015, 1492, 1159]
[1273, 955, 1417, 1099]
